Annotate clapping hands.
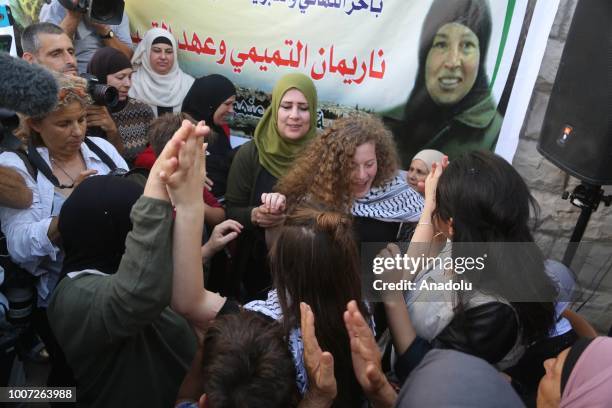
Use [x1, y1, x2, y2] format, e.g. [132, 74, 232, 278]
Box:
[143, 119, 210, 205]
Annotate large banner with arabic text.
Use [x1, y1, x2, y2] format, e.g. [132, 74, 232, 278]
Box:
[122, 0, 535, 164]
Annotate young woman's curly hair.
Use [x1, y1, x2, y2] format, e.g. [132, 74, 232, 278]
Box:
[277, 114, 400, 212]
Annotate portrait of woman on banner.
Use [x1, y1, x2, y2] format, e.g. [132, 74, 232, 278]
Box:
[390, 0, 503, 166]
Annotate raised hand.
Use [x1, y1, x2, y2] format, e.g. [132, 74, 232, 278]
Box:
[422, 155, 448, 213]
[144, 119, 194, 201]
[343, 301, 396, 408]
[300, 302, 337, 407]
[163, 120, 211, 209]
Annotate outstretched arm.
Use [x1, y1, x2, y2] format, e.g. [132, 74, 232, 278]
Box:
[404, 157, 449, 276]
[166, 120, 226, 331]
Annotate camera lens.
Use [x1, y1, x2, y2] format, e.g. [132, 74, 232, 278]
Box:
[91, 84, 119, 109]
[90, 0, 124, 25]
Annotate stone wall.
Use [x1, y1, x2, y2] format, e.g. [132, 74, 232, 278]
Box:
[512, 0, 612, 332]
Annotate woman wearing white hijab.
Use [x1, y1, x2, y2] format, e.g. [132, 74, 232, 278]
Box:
[129, 28, 194, 117]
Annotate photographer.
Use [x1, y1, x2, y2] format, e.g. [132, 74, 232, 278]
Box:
[21, 23, 125, 154]
[39, 0, 133, 74]
[87, 47, 154, 164]
[0, 73, 126, 386]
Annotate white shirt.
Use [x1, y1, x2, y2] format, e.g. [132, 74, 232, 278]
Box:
[0, 137, 127, 307]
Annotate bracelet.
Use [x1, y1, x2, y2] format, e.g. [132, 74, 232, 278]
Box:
[417, 221, 433, 226]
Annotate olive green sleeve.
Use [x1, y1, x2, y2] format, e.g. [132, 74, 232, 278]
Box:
[225, 141, 259, 229]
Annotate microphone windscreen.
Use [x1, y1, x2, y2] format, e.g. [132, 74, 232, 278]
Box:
[0, 52, 58, 117]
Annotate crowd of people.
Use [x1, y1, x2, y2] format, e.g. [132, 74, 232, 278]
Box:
[0, 0, 611, 407]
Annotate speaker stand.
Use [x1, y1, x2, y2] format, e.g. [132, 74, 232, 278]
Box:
[561, 183, 612, 266]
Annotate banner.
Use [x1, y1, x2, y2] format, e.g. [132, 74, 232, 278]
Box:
[125, 0, 532, 165]
[9, 0, 554, 165]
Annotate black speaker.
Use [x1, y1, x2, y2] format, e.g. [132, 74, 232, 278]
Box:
[537, 0, 612, 185]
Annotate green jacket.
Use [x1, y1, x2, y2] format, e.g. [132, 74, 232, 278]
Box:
[422, 95, 503, 161]
[48, 197, 196, 408]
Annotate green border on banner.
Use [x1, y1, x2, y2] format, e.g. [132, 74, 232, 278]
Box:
[491, 0, 517, 86]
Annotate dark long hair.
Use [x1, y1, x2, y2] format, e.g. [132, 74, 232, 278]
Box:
[397, 0, 494, 164]
[269, 204, 368, 407]
[435, 151, 556, 344]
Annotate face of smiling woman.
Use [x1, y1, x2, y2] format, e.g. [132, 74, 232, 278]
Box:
[425, 22, 480, 106]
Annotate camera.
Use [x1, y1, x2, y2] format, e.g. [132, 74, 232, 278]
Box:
[80, 73, 119, 109]
[57, 0, 125, 25]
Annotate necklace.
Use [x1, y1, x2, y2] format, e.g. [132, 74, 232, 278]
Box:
[50, 157, 77, 187]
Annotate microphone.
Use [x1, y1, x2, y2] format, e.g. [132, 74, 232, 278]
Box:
[0, 52, 58, 117]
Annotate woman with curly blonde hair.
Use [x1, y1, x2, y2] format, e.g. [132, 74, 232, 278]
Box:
[276, 114, 423, 243]
[0, 73, 127, 307]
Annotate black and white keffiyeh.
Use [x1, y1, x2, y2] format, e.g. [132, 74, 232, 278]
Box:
[244, 290, 308, 395]
[352, 174, 424, 222]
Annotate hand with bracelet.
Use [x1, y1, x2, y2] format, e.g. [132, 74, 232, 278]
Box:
[405, 156, 449, 272]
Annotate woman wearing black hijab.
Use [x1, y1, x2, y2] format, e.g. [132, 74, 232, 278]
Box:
[87, 47, 155, 165]
[182, 74, 237, 199]
[392, 0, 502, 165]
[47, 172, 196, 407]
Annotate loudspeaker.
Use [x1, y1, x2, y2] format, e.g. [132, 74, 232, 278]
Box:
[537, 0, 612, 185]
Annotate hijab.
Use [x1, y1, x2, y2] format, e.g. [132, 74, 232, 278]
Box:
[253, 73, 318, 179]
[87, 47, 132, 112]
[411, 149, 445, 172]
[59, 175, 144, 277]
[398, 0, 494, 164]
[181, 74, 236, 136]
[395, 349, 524, 407]
[129, 28, 195, 114]
[560, 337, 612, 408]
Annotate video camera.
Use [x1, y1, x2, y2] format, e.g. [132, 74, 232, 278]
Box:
[57, 0, 125, 25]
[80, 73, 119, 109]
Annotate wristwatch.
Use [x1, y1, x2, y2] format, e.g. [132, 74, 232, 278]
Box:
[101, 29, 115, 40]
